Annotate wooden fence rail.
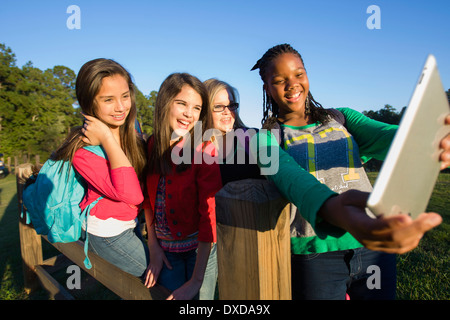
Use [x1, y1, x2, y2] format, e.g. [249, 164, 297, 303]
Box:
[16, 163, 170, 300]
[1, 155, 41, 174]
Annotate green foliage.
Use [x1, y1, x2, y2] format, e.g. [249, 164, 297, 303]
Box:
[135, 89, 156, 137]
[0, 44, 78, 159]
[362, 104, 405, 125]
[0, 43, 155, 161]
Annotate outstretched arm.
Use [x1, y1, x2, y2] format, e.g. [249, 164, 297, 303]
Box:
[250, 127, 446, 254]
[318, 190, 442, 254]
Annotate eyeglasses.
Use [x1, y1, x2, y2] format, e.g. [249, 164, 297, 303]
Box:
[213, 103, 239, 113]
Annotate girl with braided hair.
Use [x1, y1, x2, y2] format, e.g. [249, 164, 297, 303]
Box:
[249, 43, 450, 299]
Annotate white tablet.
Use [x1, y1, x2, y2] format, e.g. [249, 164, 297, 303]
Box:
[367, 54, 450, 219]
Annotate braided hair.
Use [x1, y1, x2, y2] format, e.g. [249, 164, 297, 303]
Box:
[251, 44, 329, 128]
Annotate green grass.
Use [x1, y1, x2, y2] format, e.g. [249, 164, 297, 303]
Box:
[1, 173, 448, 300]
[0, 173, 117, 300]
[366, 172, 449, 300]
[0, 174, 28, 300]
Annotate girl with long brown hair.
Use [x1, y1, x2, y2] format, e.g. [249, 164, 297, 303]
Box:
[143, 73, 222, 300]
[56, 58, 148, 278]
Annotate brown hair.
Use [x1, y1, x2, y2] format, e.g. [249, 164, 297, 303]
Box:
[148, 73, 211, 175]
[52, 58, 146, 180]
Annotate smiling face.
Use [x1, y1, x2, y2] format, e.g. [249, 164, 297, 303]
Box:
[212, 88, 236, 133]
[95, 74, 131, 129]
[169, 84, 202, 137]
[264, 53, 310, 122]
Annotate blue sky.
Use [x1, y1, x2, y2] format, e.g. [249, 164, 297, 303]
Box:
[1, 0, 449, 128]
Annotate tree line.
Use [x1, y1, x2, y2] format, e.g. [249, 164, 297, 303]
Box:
[0, 43, 155, 161]
[1, 43, 449, 165]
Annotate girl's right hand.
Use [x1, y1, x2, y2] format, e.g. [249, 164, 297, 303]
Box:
[319, 190, 442, 254]
[80, 113, 113, 146]
[144, 244, 172, 288]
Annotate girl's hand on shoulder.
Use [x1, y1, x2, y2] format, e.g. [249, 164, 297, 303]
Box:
[80, 113, 113, 146]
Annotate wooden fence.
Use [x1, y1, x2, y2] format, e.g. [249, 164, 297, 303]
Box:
[1, 155, 41, 174]
[16, 164, 291, 300]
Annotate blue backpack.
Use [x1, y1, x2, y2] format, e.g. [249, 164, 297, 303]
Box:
[23, 145, 107, 269]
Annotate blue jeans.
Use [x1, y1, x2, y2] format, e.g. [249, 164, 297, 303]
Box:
[87, 227, 149, 279]
[158, 244, 218, 300]
[291, 247, 396, 300]
[199, 243, 218, 300]
[158, 249, 197, 294]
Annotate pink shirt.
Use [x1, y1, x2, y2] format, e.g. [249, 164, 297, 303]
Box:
[73, 148, 144, 221]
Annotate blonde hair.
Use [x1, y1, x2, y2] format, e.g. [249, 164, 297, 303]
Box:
[204, 78, 247, 130]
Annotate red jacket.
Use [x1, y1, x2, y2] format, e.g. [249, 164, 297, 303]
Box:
[145, 136, 222, 243]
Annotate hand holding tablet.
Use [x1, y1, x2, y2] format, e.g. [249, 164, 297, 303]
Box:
[367, 55, 450, 219]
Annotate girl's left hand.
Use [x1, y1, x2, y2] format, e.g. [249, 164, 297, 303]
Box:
[80, 113, 113, 146]
[166, 278, 202, 300]
[439, 114, 450, 170]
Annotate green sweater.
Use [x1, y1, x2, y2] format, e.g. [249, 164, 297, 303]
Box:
[250, 108, 398, 254]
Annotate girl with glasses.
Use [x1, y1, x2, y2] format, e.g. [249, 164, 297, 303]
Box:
[199, 79, 264, 299]
[204, 78, 263, 186]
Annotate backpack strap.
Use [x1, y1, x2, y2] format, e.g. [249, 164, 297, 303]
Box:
[327, 108, 346, 127]
[83, 145, 108, 159]
[81, 195, 103, 269]
[79, 145, 107, 269]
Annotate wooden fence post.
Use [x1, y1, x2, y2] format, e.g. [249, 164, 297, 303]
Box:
[16, 163, 43, 293]
[215, 179, 291, 300]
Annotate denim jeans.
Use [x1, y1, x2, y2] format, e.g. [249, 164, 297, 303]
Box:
[199, 243, 218, 300]
[87, 227, 149, 279]
[291, 247, 396, 300]
[157, 249, 197, 294]
[158, 244, 218, 300]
